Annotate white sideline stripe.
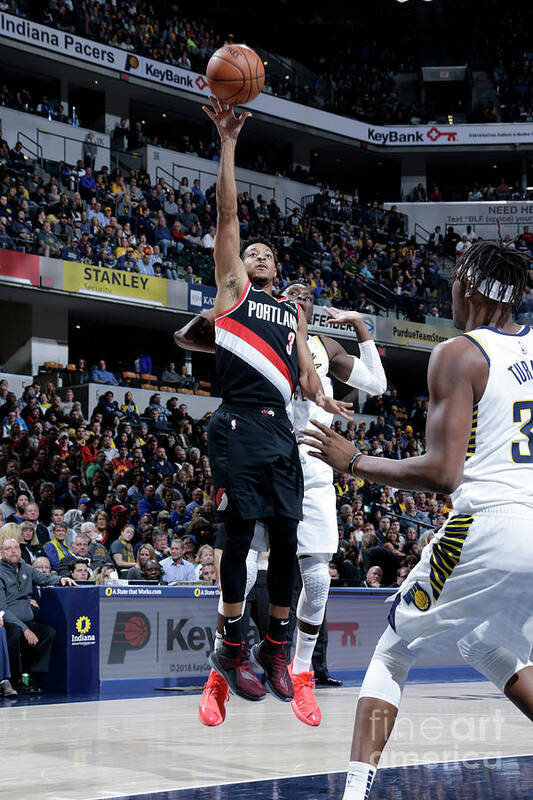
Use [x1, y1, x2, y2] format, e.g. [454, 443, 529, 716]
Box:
[215, 325, 292, 405]
[70, 752, 533, 800]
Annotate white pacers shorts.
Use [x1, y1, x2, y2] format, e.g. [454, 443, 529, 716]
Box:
[297, 450, 338, 556]
[250, 520, 268, 553]
[387, 504, 533, 663]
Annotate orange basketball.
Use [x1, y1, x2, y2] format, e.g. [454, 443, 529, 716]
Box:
[206, 44, 265, 105]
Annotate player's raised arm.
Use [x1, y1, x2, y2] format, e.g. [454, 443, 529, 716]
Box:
[174, 311, 216, 354]
[296, 311, 353, 420]
[323, 308, 387, 396]
[202, 96, 251, 309]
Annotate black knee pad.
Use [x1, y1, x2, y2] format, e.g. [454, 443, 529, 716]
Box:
[266, 518, 299, 608]
[220, 517, 256, 604]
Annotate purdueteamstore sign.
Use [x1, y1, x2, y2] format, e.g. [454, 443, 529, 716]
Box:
[381, 317, 458, 349]
[310, 305, 459, 350]
[62, 262, 168, 306]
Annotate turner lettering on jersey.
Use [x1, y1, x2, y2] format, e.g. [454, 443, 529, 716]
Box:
[508, 359, 533, 385]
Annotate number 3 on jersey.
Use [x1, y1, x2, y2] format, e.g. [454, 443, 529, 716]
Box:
[286, 331, 296, 356]
[511, 400, 533, 463]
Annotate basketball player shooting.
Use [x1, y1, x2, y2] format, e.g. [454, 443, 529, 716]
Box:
[176, 282, 386, 727]
[197, 96, 352, 708]
[300, 242, 533, 799]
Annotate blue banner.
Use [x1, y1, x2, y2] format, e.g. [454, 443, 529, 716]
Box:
[99, 585, 219, 598]
[187, 283, 216, 312]
[41, 586, 100, 694]
[41, 585, 474, 694]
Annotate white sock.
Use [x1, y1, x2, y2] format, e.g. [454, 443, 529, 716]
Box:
[342, 761, 376, 800]
[292, 629, 319, 674]
[214, 631, 224, 652]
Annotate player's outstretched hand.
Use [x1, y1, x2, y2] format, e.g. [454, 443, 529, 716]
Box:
[202, 95, 252, 142]
[298, 419, 360, 472]
[324, 307, 366, 327]
[315, 391, 353, 420]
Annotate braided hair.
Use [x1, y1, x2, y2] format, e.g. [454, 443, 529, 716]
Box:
[455, 240, 529, 308]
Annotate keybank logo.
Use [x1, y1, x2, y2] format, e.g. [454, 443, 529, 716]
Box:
[107, 614, 220, 663]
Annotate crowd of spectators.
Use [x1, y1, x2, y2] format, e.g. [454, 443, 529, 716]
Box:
[406, 177, 533, 204]
[2, 128, 532, 322]
[0, 138, 453, 319]
[0, 366, 451, 693]
[461, 4, 533, 124]
[0, 372, 447, 603]
[0, 0, 448, 124]
[5, 0, 533, 127]
[430, 223, 533, 319]
[0, 82, 70, 123]
[24, 0, 406, 123]
[48, 359, 198, 392]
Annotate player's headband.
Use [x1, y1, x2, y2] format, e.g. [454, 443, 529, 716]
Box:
[465, 268, 514, 303]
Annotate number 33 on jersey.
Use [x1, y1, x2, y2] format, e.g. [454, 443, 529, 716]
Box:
[452, 325, 533, 512]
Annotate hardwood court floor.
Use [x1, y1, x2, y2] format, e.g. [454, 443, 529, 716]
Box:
[1, 681, 531, 800]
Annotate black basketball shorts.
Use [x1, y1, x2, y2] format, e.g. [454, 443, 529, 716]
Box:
[208, 403, 304, 522]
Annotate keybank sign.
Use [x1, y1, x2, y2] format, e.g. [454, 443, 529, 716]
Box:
[101, 601, 259, 678]
[368, 128, 425, 144]
[4, 11, 533, 147]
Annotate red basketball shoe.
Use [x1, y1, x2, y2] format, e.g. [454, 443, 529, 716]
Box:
[288, 662, 321, 726]
[198, 669, 230, 727]
[251, 640, 294, 702]
[209, 642, 266, 702]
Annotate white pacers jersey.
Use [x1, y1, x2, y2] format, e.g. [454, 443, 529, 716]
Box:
[292, 335, 338, 555]
[293, 334, 334, 438]
[452, 324, 533, 513]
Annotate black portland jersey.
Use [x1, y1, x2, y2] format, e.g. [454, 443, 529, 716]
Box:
[214, 280, 300, 406]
